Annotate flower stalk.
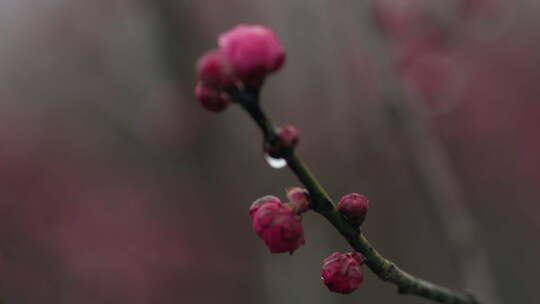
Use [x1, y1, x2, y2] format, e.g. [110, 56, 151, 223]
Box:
[231, 86, 480, 304]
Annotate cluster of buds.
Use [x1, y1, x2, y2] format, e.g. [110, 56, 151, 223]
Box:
[248, 188, 310, 254]
[195, 24, 372, 296]
[195, 24, 286, 112]
[196, 25, 300, 158]
[248, 189, 370, 293]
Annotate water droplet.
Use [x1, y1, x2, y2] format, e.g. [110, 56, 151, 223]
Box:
[264, 154, 287, 169]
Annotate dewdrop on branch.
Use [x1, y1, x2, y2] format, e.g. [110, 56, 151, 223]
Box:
[338, 193, 370, 226]
[249, 195, 305, 254]
[264, 154, 287, 169]
[321, 252, 365, 294]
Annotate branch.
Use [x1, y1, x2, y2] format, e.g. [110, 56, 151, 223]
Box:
[228, 87, 480, 304]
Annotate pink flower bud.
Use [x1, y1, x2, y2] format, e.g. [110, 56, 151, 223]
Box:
[196, 50, 237, 89]
[321, 252, 364, 294]
[278, 125, 299, 149]
[338, 193, 369, 226]
[250, 196, 305, 254]
[286, 187, 310, 214]
[218, 24, 285, 85]
[249, 195, 282, 218]
[266, 125, 299, 158]
[195, 83, 231, 112]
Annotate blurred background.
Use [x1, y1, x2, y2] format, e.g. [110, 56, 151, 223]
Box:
[0, 0, 539, 303]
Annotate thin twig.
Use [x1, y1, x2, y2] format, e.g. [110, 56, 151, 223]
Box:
[228, 87, 480, 304]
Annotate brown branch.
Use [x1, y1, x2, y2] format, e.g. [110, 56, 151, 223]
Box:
[228, 86, 480, 304]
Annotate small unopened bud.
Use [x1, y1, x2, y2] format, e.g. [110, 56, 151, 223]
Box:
[338, 193, 370, 226]
[249, 196, 305, 254]
[321, 252, 364, 294]
[286, 187, 310, 214]
[266, 125, 299, 158]
[219, 24, 285, 86]
[278, 125, 299, 148]
[196, 50, 237, 89]
[195, 83, 231, 112]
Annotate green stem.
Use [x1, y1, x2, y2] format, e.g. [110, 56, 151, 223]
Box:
[235, 92, 479, 304]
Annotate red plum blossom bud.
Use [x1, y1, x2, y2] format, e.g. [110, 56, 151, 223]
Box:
[250, 196, 305, 254]
[286, 187, 310, 214]
[277, 125, 299, 149]
[321, 252, 364, 294]
[196, 50, 237, 89]
[266, 125, 299, 158]
[219, 24, 285, 85]
[249, 195, 282, 218]
[195, 83, 231, 112]
[338, 193, 369, 226]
